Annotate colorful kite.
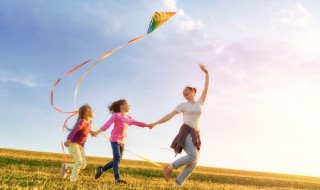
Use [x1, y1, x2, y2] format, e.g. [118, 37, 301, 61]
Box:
[147, 12, 176, 34]
[51, 12, 175, 165]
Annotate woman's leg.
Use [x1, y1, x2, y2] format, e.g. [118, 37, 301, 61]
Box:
[172, 134, 199, 168]
[175, 160, 198, 185]
[172, 134, 199, 185]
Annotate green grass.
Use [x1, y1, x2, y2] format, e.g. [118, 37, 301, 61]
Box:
[1, 148, 320, 189]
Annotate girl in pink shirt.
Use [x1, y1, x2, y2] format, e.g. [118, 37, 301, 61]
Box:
[92, 99, 150, 184]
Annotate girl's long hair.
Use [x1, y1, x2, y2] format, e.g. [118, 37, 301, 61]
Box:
[66, 104, 92, 131]
[108, 99, 126, 113]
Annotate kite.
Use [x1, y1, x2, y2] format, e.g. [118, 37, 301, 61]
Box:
[147, 12, 176, 34]
[51, 12, 175, 166]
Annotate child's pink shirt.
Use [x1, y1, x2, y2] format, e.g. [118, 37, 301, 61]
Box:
[100, 113, 146, 144]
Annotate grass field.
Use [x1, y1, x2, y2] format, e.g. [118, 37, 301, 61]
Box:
[1, 148, 320, 190]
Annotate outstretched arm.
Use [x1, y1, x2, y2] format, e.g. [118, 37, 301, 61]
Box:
[151, 111, 178, 128]
[199, 64, 209, 104]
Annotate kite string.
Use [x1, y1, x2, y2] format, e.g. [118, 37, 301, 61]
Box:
[91, 125, 161, 167]
[51, 35, 155, 165]
[50, 35, 147, 164]
[51, 11, 175, 165]
[71, 35, 161, 167]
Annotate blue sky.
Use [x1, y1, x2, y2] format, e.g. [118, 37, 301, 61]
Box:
[1, 0, 320, 177]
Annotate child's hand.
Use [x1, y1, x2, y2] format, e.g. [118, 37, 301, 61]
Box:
[90, 131, 98, 137]
[64, 139, 71, 147]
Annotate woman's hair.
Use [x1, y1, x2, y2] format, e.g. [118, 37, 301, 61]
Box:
[67, 104, 92, 131]
[108, 99, 127, 113]
[186, 86, 197, 95]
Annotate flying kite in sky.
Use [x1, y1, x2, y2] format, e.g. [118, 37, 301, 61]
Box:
[50, 12, 176, 165]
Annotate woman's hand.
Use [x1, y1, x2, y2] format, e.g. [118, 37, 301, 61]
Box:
[199, 63, 209, 103]
[199, 63, 208, 74]
[146, 123, 156, 129]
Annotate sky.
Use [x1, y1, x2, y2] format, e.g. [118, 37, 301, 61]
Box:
[1, 0, 320, 177]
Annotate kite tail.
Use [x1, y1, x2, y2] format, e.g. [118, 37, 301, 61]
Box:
[51, 11, 175, 165]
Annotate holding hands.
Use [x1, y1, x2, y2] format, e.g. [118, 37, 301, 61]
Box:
[90, 131, 98, 137]
[91, 129, 103, 137]
[146, 123, 156, 129]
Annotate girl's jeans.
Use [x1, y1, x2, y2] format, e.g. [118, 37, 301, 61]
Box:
[102, 142, 125, 180]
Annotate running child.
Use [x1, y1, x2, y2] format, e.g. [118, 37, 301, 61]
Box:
[60, 104, 95, 182]
[92, 99, 151, 184]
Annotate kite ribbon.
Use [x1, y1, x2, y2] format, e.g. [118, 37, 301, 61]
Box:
[51, 12, 175, 165]
[51, 59, 92, 114]
[74, 36, 144, 108]
[74, 12, 176, 108]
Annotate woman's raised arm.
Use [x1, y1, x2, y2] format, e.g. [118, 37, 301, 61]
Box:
[199, 64, 209, 104]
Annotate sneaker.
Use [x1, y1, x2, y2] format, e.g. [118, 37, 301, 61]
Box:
[115, 179, 127, 184]
[60, 163, 68, 178]
[175, 180, 181, 187]
[95, 166, 103, 179]
[163, 165, 172, 182]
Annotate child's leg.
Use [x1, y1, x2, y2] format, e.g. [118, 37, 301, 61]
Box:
[79, 146, 86, 169]
[95, 143, 115, 179]
[66, 163, 74, 168]
[102, 160, 113, 172]
[101, 142, 117, 172]
[111, 142, 124, 181]
[68, 143, 84, 182]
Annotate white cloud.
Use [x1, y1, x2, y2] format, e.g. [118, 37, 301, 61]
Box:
[163, 0, 177, 11]
[176, 9, 203, 31]
[180, 17, 202, 31]
[271, 3, 320, 59]
[0, 70, 38, 88]
[272, 3, 313, 29]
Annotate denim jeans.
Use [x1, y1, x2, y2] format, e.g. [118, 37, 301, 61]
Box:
[172, 134, 199, 185]
[102, 142, 124, 180]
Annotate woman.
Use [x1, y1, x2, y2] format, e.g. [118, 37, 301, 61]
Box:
[151, 64, 209, 186]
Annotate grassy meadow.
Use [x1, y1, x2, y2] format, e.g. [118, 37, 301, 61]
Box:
[1, 148, 320, 190]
